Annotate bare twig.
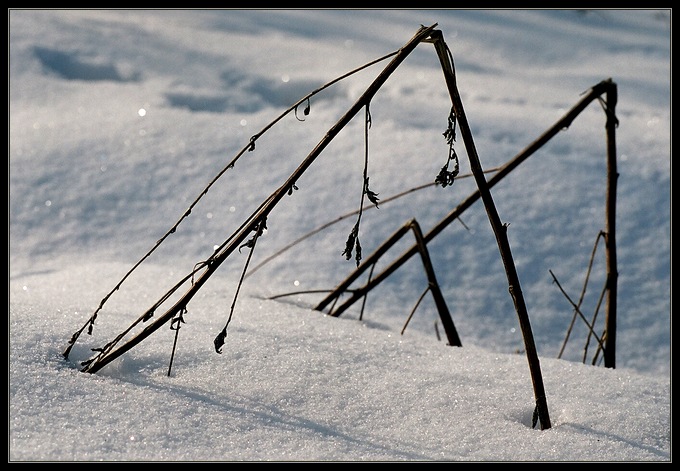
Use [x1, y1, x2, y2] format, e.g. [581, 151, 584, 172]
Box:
[245, 168, 493, 279]
[549, 269, 606, 353]
[359, 263, 376, 321]
[214, 218, 266, 355]
[602, 83, 619, 369]
[557, 231, 606, 359]
[584, 277, 608, 365]
[62, 31, 405, 361]
[77, 23, 439, 374]
[167, 307, 187, 377]
[322, 218, 461, 346]
[315, 80, 616, 316]
[430, 30, 550, 429]
[402, 287, 430, 335]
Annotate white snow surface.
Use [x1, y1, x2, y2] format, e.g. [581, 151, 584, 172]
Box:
[9, 9, 670, 462]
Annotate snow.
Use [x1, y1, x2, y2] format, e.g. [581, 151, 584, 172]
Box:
[9, 9, 670, 462]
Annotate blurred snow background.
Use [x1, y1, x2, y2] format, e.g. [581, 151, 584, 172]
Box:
[9, 9, 670, 461]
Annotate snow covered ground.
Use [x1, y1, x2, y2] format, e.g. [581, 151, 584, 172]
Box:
[9, 9, 670, 461]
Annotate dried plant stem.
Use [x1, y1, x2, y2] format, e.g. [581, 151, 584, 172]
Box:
[213, 219, 265, 355]
[359, 263, 375, 321]
[314, 74, 619, 431]
[77, 23, 439, 375]
[62, 30, 404, 361]
[584, 281, 608, 365]
[602, 84, 619, 369]
[557, 231, 606, 359]
[430, 30, 551, 429]
[245, 168, 493, 279]
[549, 269, 606, 353]
[167, 307, 187, 377]
[67, 30, 618, 443]
[168, 321, 181, 377]
[323, 218, 461, 346]
[315, 81, 615, 316]
[267, 289, 356, 301]
[402, 287, 429, 335]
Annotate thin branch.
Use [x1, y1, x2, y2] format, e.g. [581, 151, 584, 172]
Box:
[62, 33, 404, 360]
[77, 23, 439, 374]
[314, 79, 614, 315]
[583, 278, 609, 365]
[431, 29, 549, 428]
[558, 231, 606, 359]
[245, 168, 493, 278]
[267, 288, 358, 301]
[167, 306, 187, 377]
[402, 287, 430, 335]
[359, 263, 376, 321]
[214, 218, 267, 354]
[549, 269, 606, 352]
[322, 218, 461, 346]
